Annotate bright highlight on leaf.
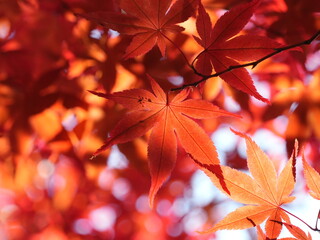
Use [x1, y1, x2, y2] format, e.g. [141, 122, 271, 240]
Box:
[200, 130, 298, 239]
[194, 0, 282, 103]
[90, 77, 238, 207]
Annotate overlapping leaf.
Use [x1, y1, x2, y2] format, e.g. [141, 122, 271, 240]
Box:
[194, 0, 282, 103]
[282, 222, 313, 240]
[200, 130, 297, 239]
[89, 77, 238, 206]
[79, 0, 198, 58]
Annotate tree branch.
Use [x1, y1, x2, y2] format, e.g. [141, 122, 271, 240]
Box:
[171, 30, 320, 91]
[315, 209, 320, 230]
[280, 208, 319, 232]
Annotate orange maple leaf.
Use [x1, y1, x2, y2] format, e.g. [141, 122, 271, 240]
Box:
[89, 77, 238, 207]
[303, 154, 320, 200]
[199, 130, 297, 239]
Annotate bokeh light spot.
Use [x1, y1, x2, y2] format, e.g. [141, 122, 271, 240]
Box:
[156, 199, 171, 216]
[112, 178, 130, 201]
[135, 195, 150, 213]
[73, 218, 92, 235]
[144, 215, 162, 233]
[89, 206, 117, 232]
[37, 160, 55, 179]
[191, 170, 216, 207]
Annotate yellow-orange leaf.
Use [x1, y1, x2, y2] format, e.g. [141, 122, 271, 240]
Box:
[235, 130, 278, 203]
[256, 225, 267, 240]
[265, 208, 282, 239]
[303, 154, 320, 200]
[200, 130, 297, 237]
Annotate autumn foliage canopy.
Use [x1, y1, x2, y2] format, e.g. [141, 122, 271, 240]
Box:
[1, 0, 320, 239]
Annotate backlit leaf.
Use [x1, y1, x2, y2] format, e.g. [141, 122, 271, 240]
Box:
[79, 0, 198, 58]
[195, 0, 282, 103]
[90, 77, 238, 206]
[200, 130, 297, 237]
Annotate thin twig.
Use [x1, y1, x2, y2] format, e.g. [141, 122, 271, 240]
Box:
[172, 30, 320, 91]
[315, 209, 320, 230]
[161, 32, 193, 69]
[281, 207, 318, 232]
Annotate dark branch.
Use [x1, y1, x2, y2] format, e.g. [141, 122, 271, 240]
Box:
[315, 209, 320, 230]
[171, 30, 320, 91]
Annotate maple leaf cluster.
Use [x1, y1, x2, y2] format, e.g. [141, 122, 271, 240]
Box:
[0, 0, 320, 239]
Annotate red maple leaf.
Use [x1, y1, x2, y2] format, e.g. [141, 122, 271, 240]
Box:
[79, 0, 198, 59]
[194, 0, 282, 103]
[89, 77, 238, 206]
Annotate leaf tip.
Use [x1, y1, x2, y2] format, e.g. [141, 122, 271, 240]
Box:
[148, 187, 157, 209]
[196, 226, 217, 234]
[122, 52, 132, 60]
[91, 142, 111, 159]
[230, 128, 246, 138]
[294, 139, 299, 155]
[87, 89, 97, 95]
[148, 199, 154, 209]
[261, 97, 271, 105]
[87, 90, 109, 99]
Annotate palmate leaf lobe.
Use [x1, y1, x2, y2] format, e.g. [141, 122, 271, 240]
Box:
[90, 77, 238, 207]
[194, 0, 282, 103]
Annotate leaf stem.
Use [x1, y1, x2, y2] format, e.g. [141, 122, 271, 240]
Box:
[161, 33, 193, 68]
[171, 30, 320, 91]
[281, 207, 319, 232]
